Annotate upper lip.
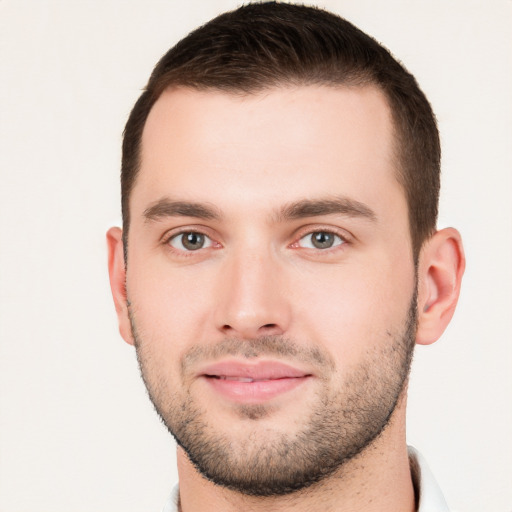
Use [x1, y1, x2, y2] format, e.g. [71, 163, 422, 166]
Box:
[199, 360, 312, 381]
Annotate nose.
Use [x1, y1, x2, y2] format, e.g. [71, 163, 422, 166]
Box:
[214, 247, 291, 339]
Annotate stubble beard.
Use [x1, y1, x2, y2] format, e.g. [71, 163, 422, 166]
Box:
[131, 292, 417, 497]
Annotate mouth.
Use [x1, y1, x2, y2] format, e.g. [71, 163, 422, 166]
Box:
[198, 360, 313, 403]
[209, 376, 285, 382]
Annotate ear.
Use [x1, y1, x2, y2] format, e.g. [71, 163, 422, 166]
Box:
[416, 227, 465, 345]
[106, 227, 134, 345]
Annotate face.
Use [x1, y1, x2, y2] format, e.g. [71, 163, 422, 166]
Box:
[122, 86, 418, 495]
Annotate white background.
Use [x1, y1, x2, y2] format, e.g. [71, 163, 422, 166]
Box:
[0, 1, 511, 511]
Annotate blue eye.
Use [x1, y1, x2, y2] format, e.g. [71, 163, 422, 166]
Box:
[168, 232, 212, 251]
[298, 231, 344, 249]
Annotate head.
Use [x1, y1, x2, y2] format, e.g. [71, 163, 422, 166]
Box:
[121, 2, 441, 260]
[108, 1, 464, 498]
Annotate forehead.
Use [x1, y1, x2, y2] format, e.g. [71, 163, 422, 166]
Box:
[134, 85, 403, 222]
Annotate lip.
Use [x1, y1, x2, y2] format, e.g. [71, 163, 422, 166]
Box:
[198, 360, 313, 403]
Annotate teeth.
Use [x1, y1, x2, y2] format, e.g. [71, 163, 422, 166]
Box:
[221, 376, 255, 382]
[216, 376, 276, 382]
[211, 375, 277, 382]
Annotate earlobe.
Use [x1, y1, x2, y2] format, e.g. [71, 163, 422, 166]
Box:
[416, 228, 465, 345]
[106, 227, 134, 345]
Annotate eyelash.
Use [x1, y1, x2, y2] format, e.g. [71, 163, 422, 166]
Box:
[290, 226, 351, 254]
[162, 228, 220, 256]
[161, 226, 351, 256]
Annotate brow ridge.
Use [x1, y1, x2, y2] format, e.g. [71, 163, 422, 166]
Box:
[278, 196, 377, 222]
[142, 195, 376, 224]
[143, 198, 221, 222]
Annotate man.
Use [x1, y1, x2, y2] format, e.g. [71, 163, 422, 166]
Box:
[107, 2, 465, 511]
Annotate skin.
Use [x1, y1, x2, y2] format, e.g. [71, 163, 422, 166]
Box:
[107, 85, 465, 511]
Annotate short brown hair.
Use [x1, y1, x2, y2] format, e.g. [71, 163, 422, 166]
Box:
[121, 1, 440, 257]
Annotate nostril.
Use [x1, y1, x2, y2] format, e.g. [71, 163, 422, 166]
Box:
[259, 323, 282, 335]
[218, 322, 284, 338]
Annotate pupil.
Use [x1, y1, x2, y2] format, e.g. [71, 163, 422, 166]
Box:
[312, 232, 334, 249]
[183, 233, 204, 250]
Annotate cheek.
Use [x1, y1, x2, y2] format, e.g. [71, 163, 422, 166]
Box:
[291, 258, 415, 362]
[126, 261, 215, 355]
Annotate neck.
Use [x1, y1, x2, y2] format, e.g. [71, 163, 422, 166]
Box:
[176, 402, 415, 512]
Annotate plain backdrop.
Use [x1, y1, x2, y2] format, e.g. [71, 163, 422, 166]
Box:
[0, 1, 511, 511]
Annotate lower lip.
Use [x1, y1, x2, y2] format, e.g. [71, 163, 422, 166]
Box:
[203, 376, 310, 403]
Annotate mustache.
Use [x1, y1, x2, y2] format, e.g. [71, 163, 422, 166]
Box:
[180, 336, 335, 376]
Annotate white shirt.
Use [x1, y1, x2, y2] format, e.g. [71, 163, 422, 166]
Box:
[408, 446, 450, 512]
[162, 447, 449, 512]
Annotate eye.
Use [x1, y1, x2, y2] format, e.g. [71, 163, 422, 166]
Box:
[168, 232, 213, 251]
[298, 231, 344, 250]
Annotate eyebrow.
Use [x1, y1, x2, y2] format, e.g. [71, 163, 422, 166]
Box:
[142, 195, 377, 224]
[143, 198, 222, 222]
[277, 196, 377, 222]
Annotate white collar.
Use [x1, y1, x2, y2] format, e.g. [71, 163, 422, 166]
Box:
[409, 446, 450, 512]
